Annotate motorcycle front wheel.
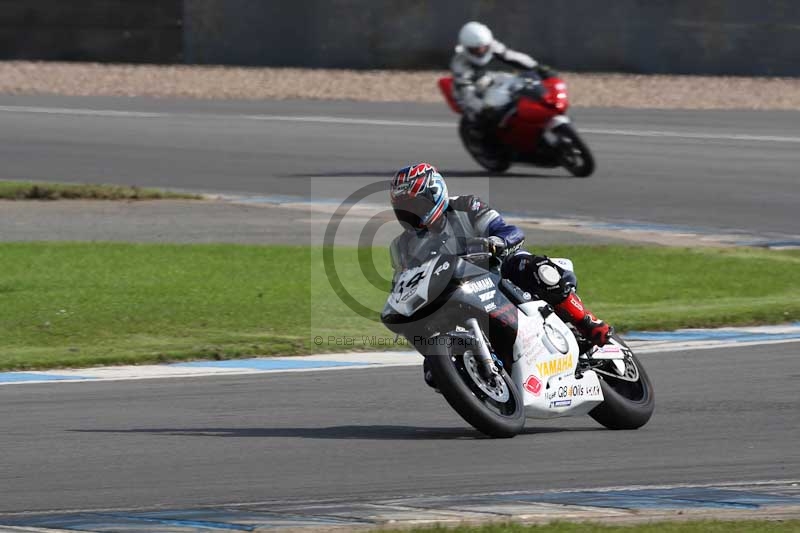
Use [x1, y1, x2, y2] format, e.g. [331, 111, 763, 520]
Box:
[589, 335, 655, 430]
[555, 123, 595, 177]
[458, 117, 512, 174]
[426, 334, 524, 438]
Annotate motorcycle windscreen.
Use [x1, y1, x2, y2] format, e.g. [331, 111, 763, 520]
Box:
[387, 255, 455, 317]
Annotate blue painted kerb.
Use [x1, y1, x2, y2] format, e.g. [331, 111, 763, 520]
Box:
[626, 323, 800, 343]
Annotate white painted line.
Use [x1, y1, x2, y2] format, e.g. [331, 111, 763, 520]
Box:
[242, 114, 452, 128]
[245, 115, 800, 143]
[2, 105, 799, 144]
[635, 337, 800, 354]
[0, 527, 75, 533]
[0, 105, 164, 118]
[582, 127, 800, 144]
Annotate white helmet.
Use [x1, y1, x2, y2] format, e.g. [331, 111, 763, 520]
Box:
[458, 21, 494, 66]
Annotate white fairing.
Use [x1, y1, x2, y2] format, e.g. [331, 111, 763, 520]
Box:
[511, 300, 604, 419]
[388, 258, 447, 317]
[551, 257, 574, 272]
[589, 341, 629, 375]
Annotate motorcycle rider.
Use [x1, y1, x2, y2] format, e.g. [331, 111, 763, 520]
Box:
[389, 163, 611, 387]
[451, 21, 554, 130]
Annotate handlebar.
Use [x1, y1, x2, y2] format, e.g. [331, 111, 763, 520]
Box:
[460, 252, 494, 261]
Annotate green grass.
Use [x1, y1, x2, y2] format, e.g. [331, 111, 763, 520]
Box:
[0, 243, 798, 370]
[538, 244, 800, 331]
[391, 520, 800, 533]
[0, 180, 200, 200]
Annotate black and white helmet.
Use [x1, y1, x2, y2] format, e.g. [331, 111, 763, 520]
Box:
[458, 21, 494, 66]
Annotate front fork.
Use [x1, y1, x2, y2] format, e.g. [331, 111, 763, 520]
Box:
[465, 318, 500, 378]
[542, 115, 571, 147]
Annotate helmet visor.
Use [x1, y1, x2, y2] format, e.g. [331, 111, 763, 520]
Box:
[467, 45, 490, 58]
[393, 194, 436, 229]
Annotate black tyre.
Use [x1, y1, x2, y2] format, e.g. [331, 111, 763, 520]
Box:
[458, 117, 512, 173]
[555, 123, 595, 177]
[589, 336, 655, 430]
[426, 334, 524, 438]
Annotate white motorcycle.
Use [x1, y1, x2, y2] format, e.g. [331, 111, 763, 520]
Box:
[381, 232, 654, 438]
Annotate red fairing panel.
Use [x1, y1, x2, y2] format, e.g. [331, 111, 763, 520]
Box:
[438, 77, 462, 114]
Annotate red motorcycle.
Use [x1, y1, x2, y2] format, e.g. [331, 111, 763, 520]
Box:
[438, 72, 595, 176]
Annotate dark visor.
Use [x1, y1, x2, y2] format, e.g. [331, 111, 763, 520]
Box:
[394, 195, 435, 228]
[467, 45, 490, 57]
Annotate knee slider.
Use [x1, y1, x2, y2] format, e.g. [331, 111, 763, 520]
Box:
[531, 256, 571, 301]
[536, 264, 561, 287]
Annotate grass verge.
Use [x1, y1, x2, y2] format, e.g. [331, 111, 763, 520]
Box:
[389, 520, 800, 533]
[0, 243, 798, 370]
[0, 181, 200, 200]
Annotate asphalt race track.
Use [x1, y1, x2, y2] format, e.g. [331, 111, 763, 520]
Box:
[1, 95, 799, 522]
[1, 344, 798, 514]
[1, 95, 800, 237]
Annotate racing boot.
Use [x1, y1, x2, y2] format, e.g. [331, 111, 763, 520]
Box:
[554, 292, 613, 347]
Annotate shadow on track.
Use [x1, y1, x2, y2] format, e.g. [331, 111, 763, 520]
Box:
[71, 424, 600, 440]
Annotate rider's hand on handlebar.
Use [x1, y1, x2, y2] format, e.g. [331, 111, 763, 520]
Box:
[535, 64, 557, 79]
[465, 237, 506, 257]
[487, 236, 507, 256]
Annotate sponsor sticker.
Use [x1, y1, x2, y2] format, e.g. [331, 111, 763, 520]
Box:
[556, 384, 601, 398]
[479, 290, 496, 302]
[524, 375, 542, 396]
[599, 344, 622, 355]
[549, 399, 572, 408]
[433, 261, 450, 276]
[463, 278, 494, 294]
[535, 354, 574, 378]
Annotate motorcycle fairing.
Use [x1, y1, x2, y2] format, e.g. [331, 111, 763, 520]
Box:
[384, 254, 522, 360]
[585, 339, 632, 376]
[511, 300, 604, 419]
[437, 77, 462, 114]
[387, 255, 454, 317]
[550, 257, 574, 272]
[437, 259, 521, 360]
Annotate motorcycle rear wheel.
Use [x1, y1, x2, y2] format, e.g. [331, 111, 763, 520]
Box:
[589, 335, 655, 430]
[426, 334, 524, 438]
[555, 123, 595, 177]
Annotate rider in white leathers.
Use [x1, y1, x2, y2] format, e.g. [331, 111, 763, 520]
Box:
[450, 21, 547, 121]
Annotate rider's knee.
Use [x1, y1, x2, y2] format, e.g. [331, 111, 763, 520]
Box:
[502, 251, 573, 303]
